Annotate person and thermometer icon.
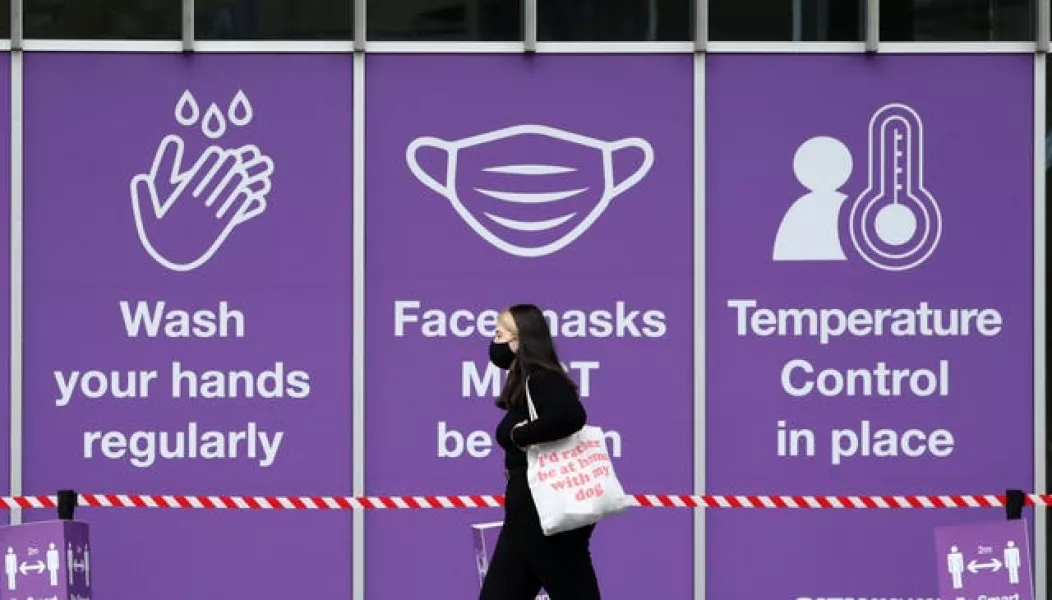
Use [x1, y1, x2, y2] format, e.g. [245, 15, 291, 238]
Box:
[773, 102, 942, 272]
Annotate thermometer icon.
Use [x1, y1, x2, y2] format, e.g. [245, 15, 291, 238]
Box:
[848, 103, 942, 271]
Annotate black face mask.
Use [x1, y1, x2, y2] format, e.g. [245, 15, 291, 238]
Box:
[488, 341, 516, 370]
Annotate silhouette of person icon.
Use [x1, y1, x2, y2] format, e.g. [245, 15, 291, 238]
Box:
[1004, 540, 1021, 585]
[947, 545, 965, 589]
[5, 547, 16, 591]
[773, 135, 853, 261]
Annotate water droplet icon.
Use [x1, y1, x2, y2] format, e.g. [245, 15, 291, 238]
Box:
[228, 90, 253, 127]
[201, 103, 227, 140]
[175, 90, 199, 127]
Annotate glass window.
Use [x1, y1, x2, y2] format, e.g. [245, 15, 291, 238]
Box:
[709, 0, 863, 41]
[367, 0, 520, 41]
[880, 0, 1034, 42]
[538, 0, 692, 41]
[0, 2, 9, 38]
[24, 0, 181, 39]
[196, 0, 352, 40]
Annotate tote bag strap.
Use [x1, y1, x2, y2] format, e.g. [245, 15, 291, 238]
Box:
[525, 375, 539, 421]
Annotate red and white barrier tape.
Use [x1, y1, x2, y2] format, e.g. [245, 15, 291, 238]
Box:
[0, 493, 1050, 510]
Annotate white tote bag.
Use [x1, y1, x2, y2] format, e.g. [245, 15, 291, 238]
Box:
[524, 378, 631, 536]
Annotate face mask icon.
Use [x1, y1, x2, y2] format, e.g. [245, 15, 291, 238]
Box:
[406, 124, 654, 257]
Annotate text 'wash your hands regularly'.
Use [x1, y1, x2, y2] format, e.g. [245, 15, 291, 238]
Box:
[54, 300, 311, 468]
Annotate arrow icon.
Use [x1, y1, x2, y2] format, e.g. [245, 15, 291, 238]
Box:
[967, 558, 1003, 574]
[19, 559, 45, 575]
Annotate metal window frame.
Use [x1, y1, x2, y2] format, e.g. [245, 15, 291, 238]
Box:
[0, 0, 1047, 599]
[9, 0, 18, 50]
[6, 42, 19, 529]
[351, 49, 365, 600]
[692, 50, 706, 600]
[3, 0, 1047, 55]
[1033, 29, 1048, 600]
[182, 0, 192, 50]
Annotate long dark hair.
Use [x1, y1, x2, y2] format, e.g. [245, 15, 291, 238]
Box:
[496, 303, 578, 410]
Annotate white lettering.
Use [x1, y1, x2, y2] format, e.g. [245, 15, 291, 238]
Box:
[53, 370, 158, 406]
[830, 420, 955, 465]
[120, 300, 245, 338]
[781, 359, 949, 398]
[394, 300, 419, 336]
[564, 361, 599, 397]
[437, 421, 492, 458]
[604, 430, 622, 458]
[83, 422, 283, 468]
[462, 362, 504, 398]
[394, 301, 666, 339]
[461, 361, 599, 398]
[171, 361, 311, 399]
[449, 309, 478, 337]
[728, 299, 1003, 344]
[437, 421, 622, 459]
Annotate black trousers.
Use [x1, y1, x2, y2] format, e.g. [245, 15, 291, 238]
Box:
[478, 471, 601, 600]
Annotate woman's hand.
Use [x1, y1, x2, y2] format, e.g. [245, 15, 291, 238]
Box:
[511, 420, 529, 448]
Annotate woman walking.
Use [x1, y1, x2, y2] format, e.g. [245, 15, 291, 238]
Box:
[478, 303, 602, 600]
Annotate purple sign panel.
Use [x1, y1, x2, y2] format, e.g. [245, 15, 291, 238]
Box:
[22, 54, 352, 599]
[366, 55, 694, 599]
[706, 54, 1034, 597]
[0, 520, 92, 600]
[935, 518, 1034, 600]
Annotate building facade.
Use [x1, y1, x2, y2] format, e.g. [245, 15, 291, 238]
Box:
[0, 1, 1046, 599]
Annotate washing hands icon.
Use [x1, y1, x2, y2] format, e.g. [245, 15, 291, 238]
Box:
[131, 90, 274, 272]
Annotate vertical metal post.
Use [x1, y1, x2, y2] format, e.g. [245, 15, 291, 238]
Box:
[1033, 49, 1049, 600]
[10, 0, 22, 50]
[1038, 0, 1050, 52]
[181, 0, 194, 51]
[865, 0, 879, 52]
[792, 0, 803, 41]
[1034, 4, 1049, 592]
[8, 48, 22, 526]
[692, 51, 706, 600]
[694, 0, 707, 51]
[523, 0, 537, 52]
[351, 49, 366, 600]
[693, 6, 707, 598]
[354, 0, 366, 51]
